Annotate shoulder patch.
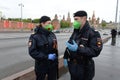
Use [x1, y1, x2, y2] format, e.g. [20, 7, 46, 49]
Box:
[97, 38, 102, 47]
[53, 39, 58, 49]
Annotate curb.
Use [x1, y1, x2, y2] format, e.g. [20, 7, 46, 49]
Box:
[2, 55, 67, 80]
[2, 36, 111, 80]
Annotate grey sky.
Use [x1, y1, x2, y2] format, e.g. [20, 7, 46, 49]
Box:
[0, 0, 120, 22]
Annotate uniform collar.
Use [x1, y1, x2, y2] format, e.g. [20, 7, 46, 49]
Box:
[79, 21, 90, 34]
[37, 27, 51, 36]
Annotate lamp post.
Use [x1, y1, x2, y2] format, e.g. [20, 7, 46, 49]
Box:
[18, 3, 24, 31]
[111, 0, 119, 45]
[0, 11, 2, 20]
[115, 0, 119, 29]
[119, 11, 120, 32]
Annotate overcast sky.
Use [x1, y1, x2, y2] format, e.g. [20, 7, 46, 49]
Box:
[0, 0, 120, 22]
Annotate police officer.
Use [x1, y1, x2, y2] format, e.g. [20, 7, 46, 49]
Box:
[28, 16, 58, 80]
[63, 10, 103, 80]
[111, 28, 117, 45]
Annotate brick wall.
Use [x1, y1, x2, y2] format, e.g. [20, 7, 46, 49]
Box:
[0, 20, 36, 30]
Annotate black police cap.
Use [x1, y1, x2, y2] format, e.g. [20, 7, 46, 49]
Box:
[39, 16, 51, 23]
[74, 10, 87, 17]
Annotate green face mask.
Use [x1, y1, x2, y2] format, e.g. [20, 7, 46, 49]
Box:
[73, 20, 81, 29]
[44, 24, 53, 31]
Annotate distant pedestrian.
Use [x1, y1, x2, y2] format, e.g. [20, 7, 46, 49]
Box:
[111, 29, 117, 45]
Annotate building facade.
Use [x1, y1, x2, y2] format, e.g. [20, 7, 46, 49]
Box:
[88, 11, 100, 29]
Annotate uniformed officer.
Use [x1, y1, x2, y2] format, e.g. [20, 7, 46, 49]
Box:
[63, 10, 103, 80]
[111, 29, 117, 45]
[28, 16, 58, 80]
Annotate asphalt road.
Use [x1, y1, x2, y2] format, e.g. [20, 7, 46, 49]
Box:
[0, 29, 111, 79]
[0, 32, 71, 79]
[94, 36, 120, 80]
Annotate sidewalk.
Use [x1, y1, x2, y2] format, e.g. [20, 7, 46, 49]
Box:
[59, 37, 120, 80]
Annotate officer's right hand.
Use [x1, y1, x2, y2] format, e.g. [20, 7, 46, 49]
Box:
[66, 40, 78, 51]
[48, 53, 56, 61]
[64, 59, 68, 67]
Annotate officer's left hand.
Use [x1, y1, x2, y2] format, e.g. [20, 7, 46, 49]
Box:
[48, 53, 56, 61]
[63, 59, 68, 68]
[66, 40, 78, 51]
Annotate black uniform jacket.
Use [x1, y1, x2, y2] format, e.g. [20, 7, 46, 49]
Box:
[28, 27, 58, 66]
[64, 21, 103, 61]
[111, 29, 117, 38]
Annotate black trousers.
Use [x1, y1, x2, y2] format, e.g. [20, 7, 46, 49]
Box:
[68, 60, 95, 80]
[35, 69, 57, 80]
[111, 37, 116, 46]
[35, 62, 57, 80]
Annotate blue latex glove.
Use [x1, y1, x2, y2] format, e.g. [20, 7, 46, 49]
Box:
[64, 59, 68, 67]
[48, 53, 56, 61]
[66, 40, 78, 51]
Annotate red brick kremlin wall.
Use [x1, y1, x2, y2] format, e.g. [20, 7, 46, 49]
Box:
[0, 20, 35, 30]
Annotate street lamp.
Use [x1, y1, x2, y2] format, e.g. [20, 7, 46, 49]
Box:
[111, 0, 119, 45]
[18, 3, 24, 31]
[0, 11, 2, 20]
[115, 0, 119, 29]
[119, 11, 120, 31]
